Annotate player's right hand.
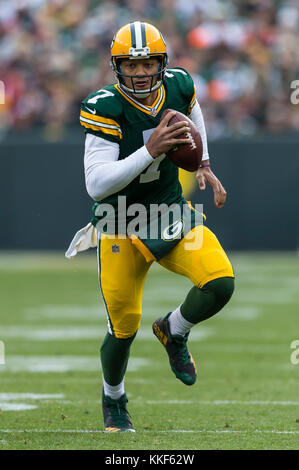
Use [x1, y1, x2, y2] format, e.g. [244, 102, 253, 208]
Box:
[146, 111, 192, 159]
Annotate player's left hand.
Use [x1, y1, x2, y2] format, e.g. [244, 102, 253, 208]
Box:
[196, 165, 227, 208]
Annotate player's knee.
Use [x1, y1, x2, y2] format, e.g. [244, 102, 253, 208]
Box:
[203, 276, 235, 310]
[112, 312, 141, 339]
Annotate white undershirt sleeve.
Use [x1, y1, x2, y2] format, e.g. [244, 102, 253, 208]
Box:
[84, 133, 154, 201]
[189, 100, 209, 161]
[85, 100, 209, 202]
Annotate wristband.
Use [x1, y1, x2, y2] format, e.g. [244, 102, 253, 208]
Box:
[199, 162, 210, 168]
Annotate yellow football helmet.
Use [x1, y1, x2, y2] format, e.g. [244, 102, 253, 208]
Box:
[111, 21, 168, 97]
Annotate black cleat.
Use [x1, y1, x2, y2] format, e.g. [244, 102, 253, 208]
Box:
[102, 389, 135, 433]
[152, 313, 197, 386]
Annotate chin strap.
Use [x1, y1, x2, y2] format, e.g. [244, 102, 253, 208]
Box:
[115, 58, 164, 98]
[119, 80, 162, 99]
[131, 91, 151, 99]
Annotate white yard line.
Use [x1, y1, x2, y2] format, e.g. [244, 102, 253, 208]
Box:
[24, 305, 104, 320]
[0, 393, 64, 400]
[0, 393, 66, 412]
[0, 356, 150, 373]
[0, 326, 107, 341]
[223, 306, 260, 321]
[0, 429, 298, 435]
[33, 398, 299, 407]
[144, 400, 299, 405]
[0, 404, 38, 411]
[233, 287, 299, 305]
[0, 325, 213, 342]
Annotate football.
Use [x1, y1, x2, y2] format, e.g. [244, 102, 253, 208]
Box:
[161, 108, 203, 172]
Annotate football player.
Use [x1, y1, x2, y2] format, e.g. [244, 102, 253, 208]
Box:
[77, 21, 235, 432]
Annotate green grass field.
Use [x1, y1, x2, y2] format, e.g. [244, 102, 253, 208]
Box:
[0, 251, 299, 450]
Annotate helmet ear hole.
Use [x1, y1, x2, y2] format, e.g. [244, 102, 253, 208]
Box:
[115, 59, 122, 74]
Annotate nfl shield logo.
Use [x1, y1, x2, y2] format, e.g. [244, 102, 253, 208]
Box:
[112, 244, 119, 253]
[151, 108, 157, 117]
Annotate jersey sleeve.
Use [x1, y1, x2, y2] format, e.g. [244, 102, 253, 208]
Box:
[166, 67, 197, 115]
[79, 88, 123, 144]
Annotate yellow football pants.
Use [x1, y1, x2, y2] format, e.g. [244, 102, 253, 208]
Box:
[98, 226, 234, 339]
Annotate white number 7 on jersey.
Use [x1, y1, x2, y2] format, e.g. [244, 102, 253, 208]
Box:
[87, 89, 114, 104]
[139, 128, 166, 183]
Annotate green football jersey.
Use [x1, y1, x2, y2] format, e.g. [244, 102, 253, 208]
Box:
[79, 67, 197, 230]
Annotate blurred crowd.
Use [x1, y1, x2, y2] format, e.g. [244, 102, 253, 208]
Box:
[0, 0, 299, 141]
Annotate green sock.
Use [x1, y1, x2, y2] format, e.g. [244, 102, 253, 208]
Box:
[100, 332, 136, 386]
[180, 277, 235, 324]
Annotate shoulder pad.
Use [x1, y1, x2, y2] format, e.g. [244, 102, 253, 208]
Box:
[164, 67, 196, 113]
[80, 85, 123, 142]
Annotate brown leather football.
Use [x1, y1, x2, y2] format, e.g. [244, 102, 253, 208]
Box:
[161, 108, 203, 172]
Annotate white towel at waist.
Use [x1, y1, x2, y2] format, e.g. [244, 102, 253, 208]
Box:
[65, 222, 98, 259]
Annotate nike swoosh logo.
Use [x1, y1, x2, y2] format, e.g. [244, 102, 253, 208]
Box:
[85, 106, 96, 114]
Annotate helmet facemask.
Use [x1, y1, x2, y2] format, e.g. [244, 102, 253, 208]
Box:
[111, 54, 167, 99]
